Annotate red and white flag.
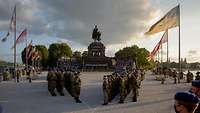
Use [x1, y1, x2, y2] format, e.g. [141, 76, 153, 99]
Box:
[35, 55, 40, 60]
[31, 51, 38, 61]
[11, 29, 27, 49]
[160, 31, 168, 44]
[26, 40, 33, 60]
[28, 47, 35, 59]
[26, 40, 33, 52]
[148, 31, 168, 60]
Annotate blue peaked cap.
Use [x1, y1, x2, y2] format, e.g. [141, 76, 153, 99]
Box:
[175, 91, 199, 104]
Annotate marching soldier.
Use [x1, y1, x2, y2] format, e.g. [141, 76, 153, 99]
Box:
[173, 70, 178, 84]
[16, 69, 21, 83]
[130, 72, 140, 102]
[119, 76, 126, 103]
[195, 72, 200, 80]
[71, 73, 82, 103]
[55, 69, 65, 96]
[140, 69, 145, 81]
[186, 70, 193, 83]
[64, 70, 73, 96]
[102, 75, 109, 105]
[47, 68, 57, 96]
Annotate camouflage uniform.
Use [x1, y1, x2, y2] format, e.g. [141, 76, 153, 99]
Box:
[119, 76, 126, 103]
[130, 73, 140, 102]
[64, 71, 73, 96]
[47, 70, 57, 96]
[140, 69, 145, 81]
[71, 74, 82, 103]
[56, 70, 65, 96]
[195, 72, 200, 80]
[173, 70, 177, 84]
[102, 76, 109, 105]
[186, 71, 193, 83]
[16, 70, 21, 83]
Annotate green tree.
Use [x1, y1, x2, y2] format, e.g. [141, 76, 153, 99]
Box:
[48, 43, 72, 66]
[73, 51, 82, 64]
[35, 45, 48, 67]
[115, 45, 154, 69]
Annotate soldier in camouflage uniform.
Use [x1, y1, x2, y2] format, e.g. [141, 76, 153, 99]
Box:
[119, 76, 126, 103]
[140, 69, 145, 81]
[64, 70, 73, 96]
[173, 70, 178, 84]
[130, 71, 140, 102]
[71, 72, 82, 103]
[47, 68, 57, 96]
[16, 69, 21, 83]
[55, 69, 65, 96]
[195, 72, 200, 80]
[186, 70, 193, 83]
[102, 75, 110, 105]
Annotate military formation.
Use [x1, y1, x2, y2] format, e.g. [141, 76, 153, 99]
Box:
[47, 66, 82, 103]
[102, 60, 144, 105]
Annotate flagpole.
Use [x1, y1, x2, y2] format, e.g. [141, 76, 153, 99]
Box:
[14, 6, 17, 80]
[161, 43, 163, 69]
[178, 4, 181, 74]
[158, 49, 161, 68]
[167, 29, 169, 68]
[26, 35, 28, 68]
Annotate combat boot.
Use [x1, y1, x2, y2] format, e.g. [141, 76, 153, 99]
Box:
[102, 103, 108, 105]
[60, 92, 65, 96]
[132, 97, 137, 102]
[75, 97, 82, 103]
[51, 93, 57, 96]
[118, 100, 124, 104]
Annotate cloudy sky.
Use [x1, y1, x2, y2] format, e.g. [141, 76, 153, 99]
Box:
[0, 0, 199, 63]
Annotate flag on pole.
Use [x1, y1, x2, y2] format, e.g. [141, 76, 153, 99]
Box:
[28, 47, 35, 59]
[160, 31, 168, 44]
[1, 6, 16, 42]
[35, 55, 40, 61]
[11, 29, 27, 49]
[32, 51, 38, 61]
[145, 5, 180, 35]
[148, 31, 168, 59]
[26, 40, 33, 52]
[10, 6, 16, 32]
[1, 32, 10, 42]
[26, 40, 33, 60]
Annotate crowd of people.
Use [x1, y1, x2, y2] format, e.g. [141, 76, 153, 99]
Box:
[153, 67, 200, 113]
[0, 66, 40, 83]
[153, 67, 200, 84]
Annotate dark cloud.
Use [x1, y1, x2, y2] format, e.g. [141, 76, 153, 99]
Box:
[0, 0, 157, 46]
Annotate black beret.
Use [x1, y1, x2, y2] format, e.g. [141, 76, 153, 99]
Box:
[175, 91, 199, 104]
[192, 80, 200, 88]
